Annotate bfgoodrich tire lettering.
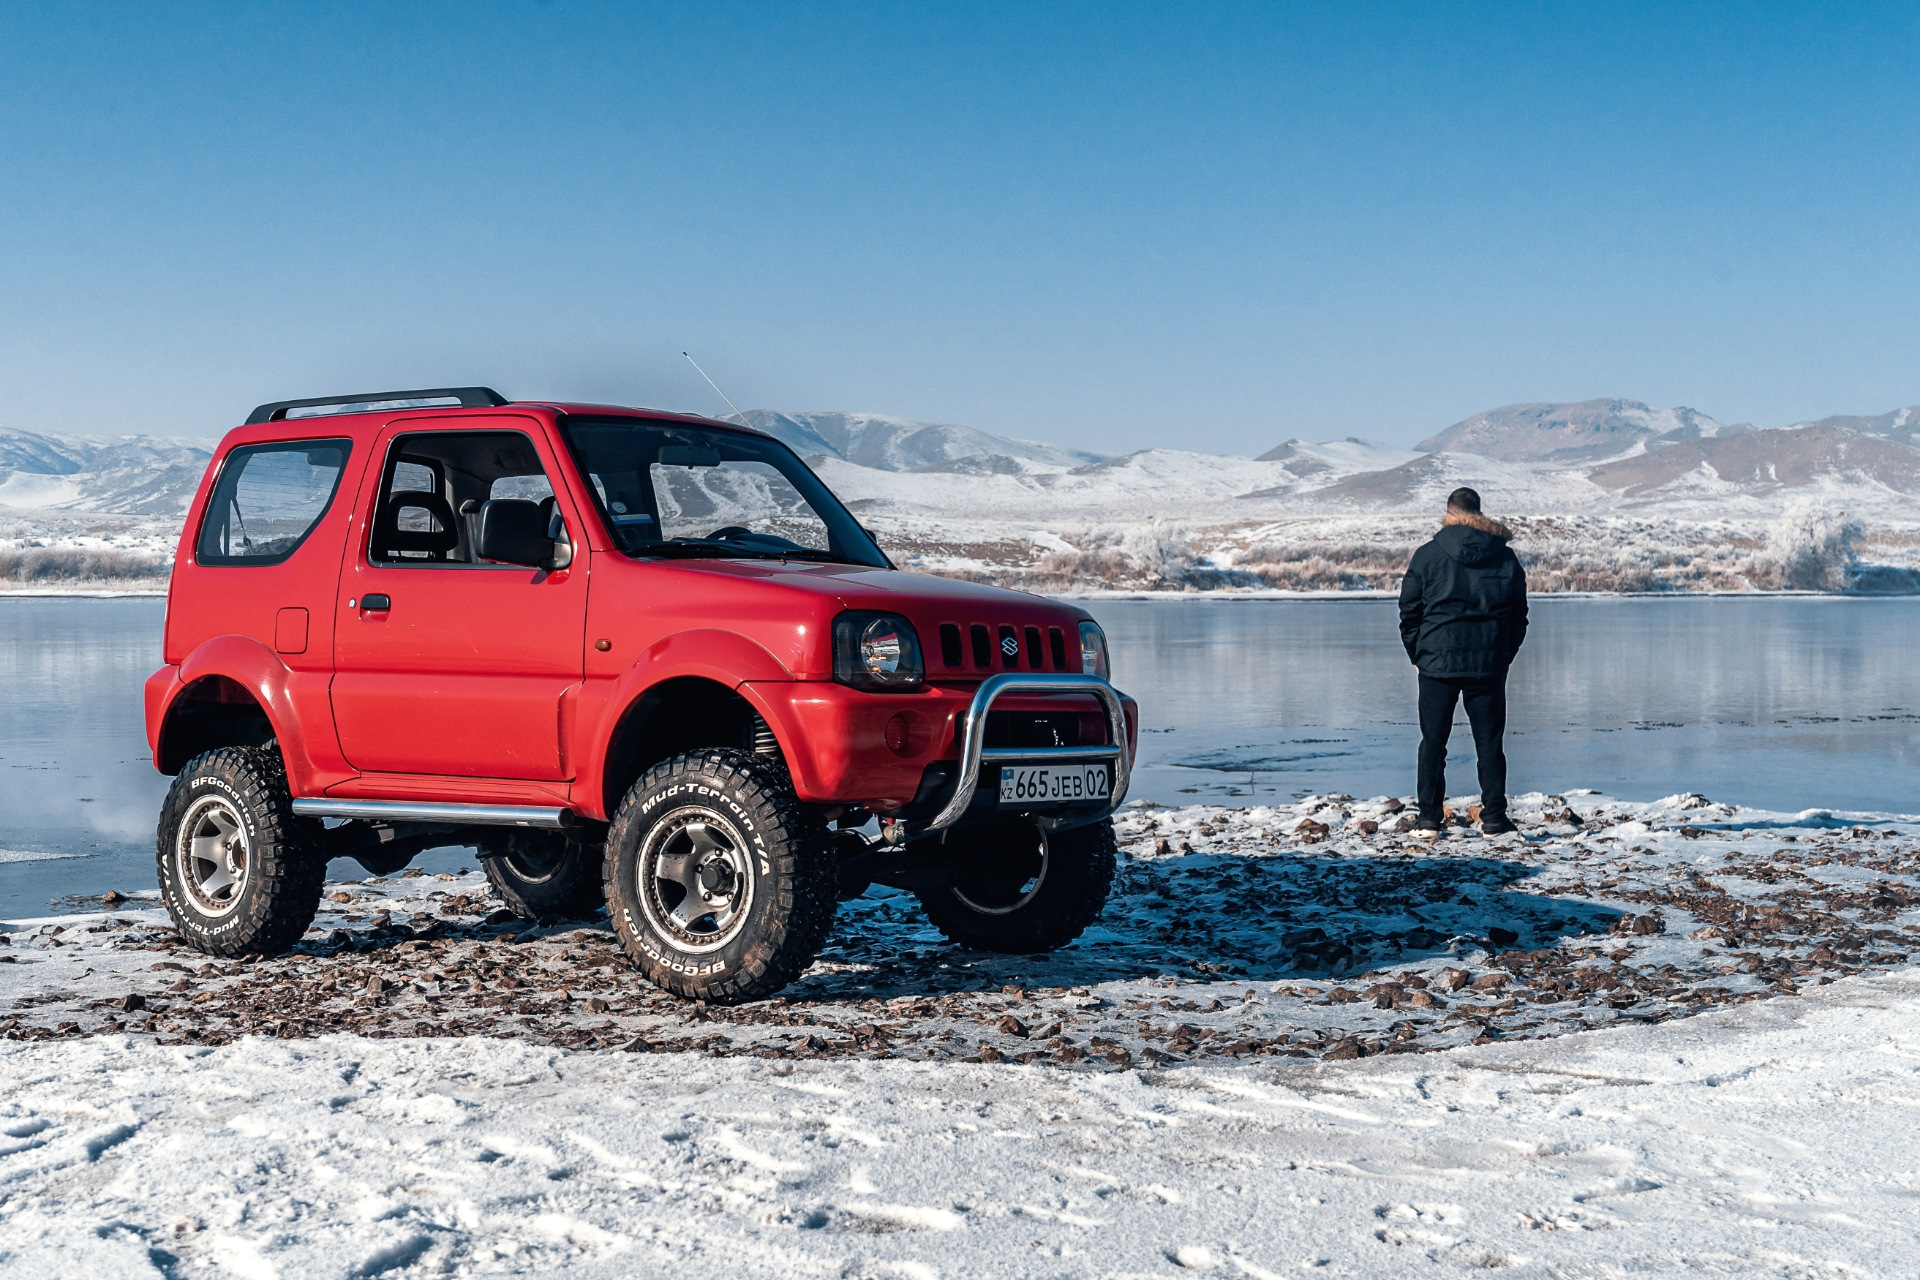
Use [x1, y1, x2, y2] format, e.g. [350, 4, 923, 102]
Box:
[605, 749, 837, 1003]
[916, 818, 1117, 954]
[155, 746, 327, 957]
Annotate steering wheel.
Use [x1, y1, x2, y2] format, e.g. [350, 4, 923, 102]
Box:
[707, 526, 755, 541]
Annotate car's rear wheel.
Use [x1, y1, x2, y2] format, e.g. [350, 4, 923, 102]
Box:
[604, 749, 837, 1003]
[915, 818, 1117, 954]
[155, 747, 326, 957]
[480, 831, 604, 922]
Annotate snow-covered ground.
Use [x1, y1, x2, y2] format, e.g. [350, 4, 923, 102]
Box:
[4, 967, 1918, 1279]
[2, 792, 1917, 1275]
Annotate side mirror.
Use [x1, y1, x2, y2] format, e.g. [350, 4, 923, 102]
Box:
[477, 499, 562, 568]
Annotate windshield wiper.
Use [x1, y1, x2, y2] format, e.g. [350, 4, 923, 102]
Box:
[776, 547, 870, 566]
[626, 539, 871, 566]
[627, 539, 777, 559]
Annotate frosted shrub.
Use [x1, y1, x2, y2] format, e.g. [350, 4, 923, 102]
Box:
[1754, 504, 1863, 591]
[0, 547, 169, 583]
[1030, 521, 1211, 590]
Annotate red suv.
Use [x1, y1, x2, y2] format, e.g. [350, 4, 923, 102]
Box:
[145, 388, 1137, 1002]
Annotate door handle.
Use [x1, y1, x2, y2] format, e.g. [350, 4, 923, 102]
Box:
[360, 594, 391, 611]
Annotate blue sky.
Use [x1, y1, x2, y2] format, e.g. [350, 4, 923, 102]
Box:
[2, 2, 1916, 452]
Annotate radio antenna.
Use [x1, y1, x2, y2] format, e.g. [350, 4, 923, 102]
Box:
[682, 352, 750, 425]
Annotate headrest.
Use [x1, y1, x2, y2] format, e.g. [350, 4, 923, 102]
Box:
[376, 490, 459, 557]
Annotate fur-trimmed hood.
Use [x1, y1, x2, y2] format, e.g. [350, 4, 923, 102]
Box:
[1433, 508, 1513, 567]
[1442, 508, 1513, 540]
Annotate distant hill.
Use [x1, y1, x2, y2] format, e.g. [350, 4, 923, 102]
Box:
[0, 427, 211, 516]
[1788, 404, 1920, 448]
[1586, 425, 1920, 497]
[3, 395, 1918, 564]
[736, 410, 1104, 473]
[1415, 399, 1742, 463]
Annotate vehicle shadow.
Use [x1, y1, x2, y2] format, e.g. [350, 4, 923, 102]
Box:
[784, 848, 1627, 1005]
[290, 848, 1626, 1010]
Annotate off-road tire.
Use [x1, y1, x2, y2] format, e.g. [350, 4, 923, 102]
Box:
[604, 749, 837, 1003]
[916, 818, 1116, 954]
[155, 747, 326, 957]
[480, 831, 605, 922]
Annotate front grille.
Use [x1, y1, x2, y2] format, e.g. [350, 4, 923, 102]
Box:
[970, 624, 992, 667]
[938, 618, 1078, 673]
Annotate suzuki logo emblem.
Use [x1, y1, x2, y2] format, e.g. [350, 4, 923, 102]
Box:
[1001, 635, 1019, 657]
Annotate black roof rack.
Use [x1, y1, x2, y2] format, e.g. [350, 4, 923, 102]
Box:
[246, 387, 509, 425]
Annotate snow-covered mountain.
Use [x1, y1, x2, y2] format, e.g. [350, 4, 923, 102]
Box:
[4, 398, 1918, 592]
[0, 428, 212, 516]
[1415, 399, 1746, 463]
[736, 410, 1103, 474]
[1789, 404, 1920, 447]
[1587, 424, 1920, 498]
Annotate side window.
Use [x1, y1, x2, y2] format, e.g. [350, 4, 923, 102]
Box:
[197, 439, 353, 566]
[369, 430, 560, 566]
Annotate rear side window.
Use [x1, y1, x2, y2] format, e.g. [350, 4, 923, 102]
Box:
[196, 439, 353, 566]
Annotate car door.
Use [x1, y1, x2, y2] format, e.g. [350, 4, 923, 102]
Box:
[330, 416, 587, 781]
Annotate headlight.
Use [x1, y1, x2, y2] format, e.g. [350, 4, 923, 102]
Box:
[1078, 620, 1110, 680]
[833, 611, 925, 690]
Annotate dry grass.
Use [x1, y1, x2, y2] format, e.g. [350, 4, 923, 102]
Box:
[0, 547, 169, 584]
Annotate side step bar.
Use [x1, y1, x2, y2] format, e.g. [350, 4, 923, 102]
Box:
[290, 799, 569, 829]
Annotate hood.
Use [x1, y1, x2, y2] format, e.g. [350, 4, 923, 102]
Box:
[1434, 510, 1512, 567]
[642, 556, 1086, 614]
[589, 552, 1095, 681]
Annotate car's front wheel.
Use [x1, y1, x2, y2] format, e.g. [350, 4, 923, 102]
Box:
[604, 749, 837, 1003]
[915, 818, 1116, 954]
[155, 747, 326, 957]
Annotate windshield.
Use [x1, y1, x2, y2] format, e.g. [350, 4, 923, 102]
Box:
[557, 417, 890, 567]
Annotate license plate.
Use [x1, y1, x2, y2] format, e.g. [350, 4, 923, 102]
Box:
[998, 763, 1110, 806]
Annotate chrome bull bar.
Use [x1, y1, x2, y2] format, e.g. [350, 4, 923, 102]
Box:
[924, 673, 1132, 834]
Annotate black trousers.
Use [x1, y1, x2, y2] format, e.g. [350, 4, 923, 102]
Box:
[1416, 673, 1508, 822]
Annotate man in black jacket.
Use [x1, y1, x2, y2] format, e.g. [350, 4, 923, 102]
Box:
[1397, 487, 1528, 837]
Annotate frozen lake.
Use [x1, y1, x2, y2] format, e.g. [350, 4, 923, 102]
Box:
[1, 594, 1915, 913]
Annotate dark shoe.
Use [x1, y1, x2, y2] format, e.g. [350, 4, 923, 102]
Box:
[1480, 814, 1517, 836]
[1409, 813, 1446, 839]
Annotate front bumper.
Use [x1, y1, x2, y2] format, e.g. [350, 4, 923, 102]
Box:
[922, 673, 1131, 833]
[743, 675, 1137, 826]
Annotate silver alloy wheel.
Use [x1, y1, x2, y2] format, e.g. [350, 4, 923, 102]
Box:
[638, 806, 756, 953]
[953, 829, 1050, 916]
[177, 794, 250, 917]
